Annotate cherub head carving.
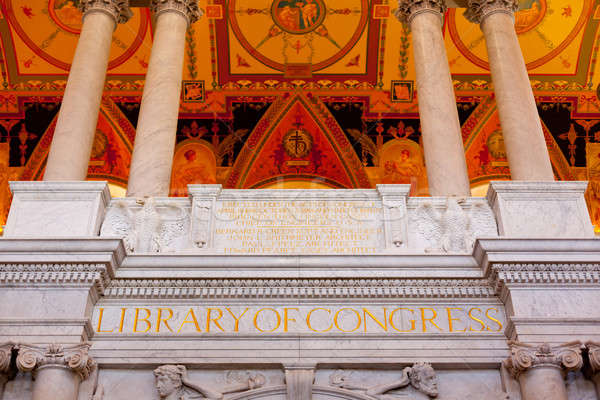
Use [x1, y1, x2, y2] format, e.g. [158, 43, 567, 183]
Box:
[154, 365, 186, 399]
[409, 362, 438, 398]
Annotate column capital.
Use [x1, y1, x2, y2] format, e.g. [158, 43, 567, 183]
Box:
[151, 0, 203, 26]
[78, 0, 133, 25]
[394, 0, 446, 24]
[504, 341, 583, 379]
[16, 343, 95, 381]
[588, 342, 600, 375]
[464, 0, 518, 24]
[0, 343, 14, 377]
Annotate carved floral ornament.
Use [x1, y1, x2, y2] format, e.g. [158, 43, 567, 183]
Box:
[395, 0, 447, 24]
[16, 343, 95, 381]
[150, 0, 203, 26]
[504, 341, 584, 378]
[464, 0, 519, 24]
[78, 0, 133, 25]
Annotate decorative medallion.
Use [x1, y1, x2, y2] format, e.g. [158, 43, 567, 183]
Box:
[271, 0, 326, 34]
[283, 128, 313, 158]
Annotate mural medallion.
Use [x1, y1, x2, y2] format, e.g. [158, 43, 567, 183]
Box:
[271, 0, 326, 34]
[283, 128, 313, 158]
[48, 0, 82, 34]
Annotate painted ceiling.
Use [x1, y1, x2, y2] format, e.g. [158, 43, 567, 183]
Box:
[1, 0, 600, 232]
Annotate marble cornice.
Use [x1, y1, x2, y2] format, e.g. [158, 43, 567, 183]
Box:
[78, 0, 133, 25]
[104, 278, 496, 299]
[504, 341, 584, 378]
[16, 343, 95, 381]
[395, 0, 446, 24]
[464, 0, 518, 24]
[150, 0, 203, 25]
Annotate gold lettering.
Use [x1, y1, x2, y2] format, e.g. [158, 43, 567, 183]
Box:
[284, 308, 299, 332]
[389, 308, 416, 332]
[363, 308, 388, 332]
[253, 308, 281, 333]
[306, 308, 333, 333]
[446, 307, 466, 333]
[334, 308, 361, 333]
[468, 307, 486, 332]
[420, 308, 442, 332]
[485, 307, 503, 332]
[118, 308, 127, 333]
[206, 308, 225, 332]
[177, 308, 201, 333]
[226, 308, 249, 332]
[96, 308, 114, 333]
[133, 308, 151, 333]
[156, 308, 174, 332]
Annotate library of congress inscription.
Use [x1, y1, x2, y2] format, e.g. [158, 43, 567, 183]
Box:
[213, 200, 385, 254]
[93, 305, 505, 335]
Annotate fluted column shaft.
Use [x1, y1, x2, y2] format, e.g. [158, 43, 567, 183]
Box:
[505, 342, 582, 400]
[126, 0, 201, 197]
[44, 0, 131, 181]
[395, 0, 470, 197]
[466, 0, 554, 181]
[16, 344, 95, 400]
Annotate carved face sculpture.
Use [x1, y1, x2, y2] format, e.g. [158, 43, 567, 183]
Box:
[154, 365, 184, 399]
[409, 362, 438, 398]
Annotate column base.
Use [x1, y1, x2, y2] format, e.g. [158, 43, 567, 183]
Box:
[486, 181, 594, 237]
[4, 181, 110, 237]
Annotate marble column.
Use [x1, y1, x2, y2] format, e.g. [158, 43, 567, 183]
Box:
[0, 343, 14, 399]
[44, 0, 131, 181]
[504, 342, 583, 400]
[16, 344, 95, 400]
[126, 0, 202, 197]
[465, 0, 554, 181]
[395, 0, 470, 197]
[587, 342, 600, 398]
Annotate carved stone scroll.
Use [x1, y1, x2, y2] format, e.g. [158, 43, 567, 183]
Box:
[505, 342, 583, 400]
[587, 342, 600, 398]
[0, 343, 15, 399]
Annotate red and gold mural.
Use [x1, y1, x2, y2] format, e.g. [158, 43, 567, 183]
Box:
[2, 0, 600, 233]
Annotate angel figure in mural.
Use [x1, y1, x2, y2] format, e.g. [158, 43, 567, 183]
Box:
[330, 362, 439, 399]
[154, 365, 266, 400]
[100, 198, 191, 253]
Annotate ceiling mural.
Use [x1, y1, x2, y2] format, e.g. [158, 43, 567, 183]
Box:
[1, 0, 600, 233]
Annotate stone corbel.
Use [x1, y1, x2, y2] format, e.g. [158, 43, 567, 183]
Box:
[504, 341, 583, 400]
[586, 342, 600, 398]
[284, 363, 315, 400]
[16, 343, 95, 400]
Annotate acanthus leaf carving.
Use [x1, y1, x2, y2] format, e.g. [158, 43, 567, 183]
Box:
[464, 0, 519, 24]
[395, 0, 447, 23]
[330, 362, 439, 399]
[504, 341, 583, 379]
[154, 365, 266, 400]
[16, 343, 95, 381]
[586, 342, 600, 376]
[78, 0, 133, 24]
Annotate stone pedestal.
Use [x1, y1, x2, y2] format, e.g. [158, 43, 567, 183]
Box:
[4, 181, 111, 237]
[16, 344, 94, 400]
[505, 342, 583, 400]
[486, 181, 594, 237]
[284, 364, 315, 400]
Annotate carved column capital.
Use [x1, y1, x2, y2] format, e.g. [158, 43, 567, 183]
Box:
[78, 0, 133, 25]
[464, 0, 518, 24]
[0, 343, 13, 375]
[16, 343, 95, 381]
[394, 0, 447, 24]
[588, 342, 600, 375]
[504, 341, 583, 378]
[151, 0, 203, 26]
